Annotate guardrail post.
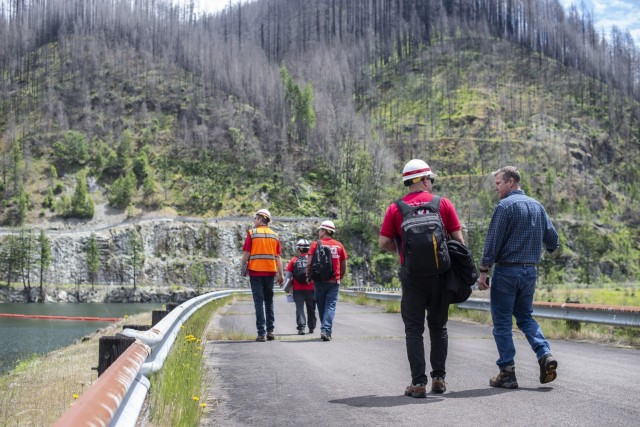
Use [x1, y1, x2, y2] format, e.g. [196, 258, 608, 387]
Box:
[152, 309, 169, 326]
[566, 320, 581, 331]
[97, 335, 136, 376]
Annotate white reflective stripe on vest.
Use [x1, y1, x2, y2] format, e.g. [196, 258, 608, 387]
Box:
[249, 254, 277, 260]
[250, 233, 279, 240]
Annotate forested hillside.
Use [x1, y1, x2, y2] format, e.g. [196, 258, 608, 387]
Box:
[1, 0, 639, 286]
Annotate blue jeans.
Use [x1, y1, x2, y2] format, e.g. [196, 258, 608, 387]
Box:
[490, 265, 551, 368]
[314, 282, 339, 335]
[249, 276, 275, 337]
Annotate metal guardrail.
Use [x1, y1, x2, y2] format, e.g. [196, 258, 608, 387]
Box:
[55, 287, 640, 426]
[341, 289, 640, 327]
[54, 289, 250, 427]
[52, 340, 151, 427]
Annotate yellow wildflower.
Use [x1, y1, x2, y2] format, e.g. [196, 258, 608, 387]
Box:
[72, 393, 79, 399]
[192, 396, 200, 401]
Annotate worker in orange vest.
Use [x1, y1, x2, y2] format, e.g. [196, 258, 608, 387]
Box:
[240, 208, 284, 342]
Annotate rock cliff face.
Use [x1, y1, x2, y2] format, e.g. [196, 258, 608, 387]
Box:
[2, 218, 319, 292]
[0, 284, 199, 303]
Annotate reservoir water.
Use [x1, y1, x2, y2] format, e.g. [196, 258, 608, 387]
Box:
[0, 303, 163, 373]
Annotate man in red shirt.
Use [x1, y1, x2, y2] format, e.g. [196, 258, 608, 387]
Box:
[240, 209, 284, 342]
[306, 220, 348, 342]
[284, 239, 317, 335]
[379, 159, 464, 397]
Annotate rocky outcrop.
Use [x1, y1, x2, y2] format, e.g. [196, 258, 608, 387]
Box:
[1, 218, 319, 291]
[0, 284, 199, 303]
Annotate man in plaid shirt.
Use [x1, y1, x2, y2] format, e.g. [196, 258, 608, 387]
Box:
[478, 166, 559, 389]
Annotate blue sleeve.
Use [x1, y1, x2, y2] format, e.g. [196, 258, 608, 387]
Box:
[542, 209, 559, 253]
[481, 204, 508, 266]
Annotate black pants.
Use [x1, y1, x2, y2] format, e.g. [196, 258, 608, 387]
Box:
[400, 267, 449, 385]
[293, 290, 317, 331]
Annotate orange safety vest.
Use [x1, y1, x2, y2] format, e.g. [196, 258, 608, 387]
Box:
[248, 227, 279, 273]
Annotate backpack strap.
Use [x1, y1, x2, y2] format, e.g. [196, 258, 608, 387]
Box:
[427, 196, 449, 239]
[394, 199, 412, 217]
[395, 196, 442, 216]
[425, 195, 442, 213]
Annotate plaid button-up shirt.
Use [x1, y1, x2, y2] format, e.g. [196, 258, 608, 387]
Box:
[481, 190, 559, 267]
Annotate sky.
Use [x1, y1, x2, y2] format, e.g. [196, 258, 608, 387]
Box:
[558, 0, 640, 47]
[174, 0, 240, 14]
[188, 0, 640, 48]
[0, 0, 636, 47]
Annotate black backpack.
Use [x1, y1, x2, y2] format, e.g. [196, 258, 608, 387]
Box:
[292, 255, 308, 283]
[395, 196, 451, 277]
[309, 240, 335, 282]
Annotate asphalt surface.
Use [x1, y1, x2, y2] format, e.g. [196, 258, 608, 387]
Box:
[201, 294, 640, 426]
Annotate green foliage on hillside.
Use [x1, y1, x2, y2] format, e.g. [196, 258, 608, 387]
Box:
[1, 0, 639, 286]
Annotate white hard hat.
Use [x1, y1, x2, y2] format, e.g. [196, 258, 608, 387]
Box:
[318, 220, 336, 233]
[402, 159, 437, 182]
[255, 208, 271, 221]
[296, 239, 310, 248]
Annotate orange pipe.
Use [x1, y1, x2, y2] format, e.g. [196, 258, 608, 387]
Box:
[52, 340, 151, 427]
[533, 301, 640, 313]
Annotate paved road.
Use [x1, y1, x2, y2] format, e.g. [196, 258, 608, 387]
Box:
[201, 295, 640, 426]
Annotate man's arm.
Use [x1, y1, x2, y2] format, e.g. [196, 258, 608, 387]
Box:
[306, 253, 313, 279]
[478, 270, 490, 290]
[543, 210, 559, 253]
[240, 251, 250, 268]
[240, 250, 250, 277]
[339, 259, 347, 279]
[275, 255, 284, 285]
[379, 235, 397, 253]
[449, 230, 464, 245]
[478, 206, 506, 291]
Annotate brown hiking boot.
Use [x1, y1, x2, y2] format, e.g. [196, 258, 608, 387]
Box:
[266, 332, 275, 341]
[404, 383, 427, 398]
[431, 377, 447, 394]
[538, 353, 558, 384]
[256, 335, 266, 342]
[489, 366, 518, 389]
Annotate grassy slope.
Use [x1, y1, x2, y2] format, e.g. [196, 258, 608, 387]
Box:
[3, 35, 640, 284]
[364, 38, 640, 282]
[0, 311, 151, 426]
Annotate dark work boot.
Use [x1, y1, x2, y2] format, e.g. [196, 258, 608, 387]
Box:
[431, 377, 446, 394]
[490, 365, 518, 389]
[538, 353, 558, 384]
[404, 383, 427, 398]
